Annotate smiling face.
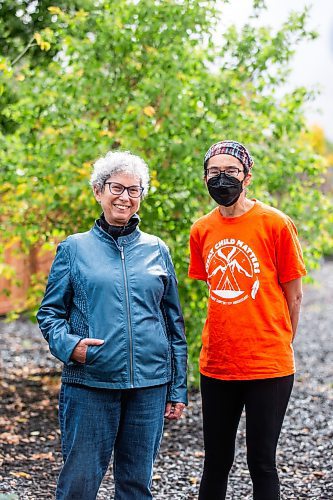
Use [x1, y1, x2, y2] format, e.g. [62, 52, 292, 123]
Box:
[93, 172, 142, 226]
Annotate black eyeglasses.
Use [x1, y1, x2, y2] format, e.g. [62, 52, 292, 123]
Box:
[104, 182, 144, 198]
[206, 167, 243, 178]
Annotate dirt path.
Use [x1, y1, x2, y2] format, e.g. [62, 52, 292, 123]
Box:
[0, 262, 332, 499]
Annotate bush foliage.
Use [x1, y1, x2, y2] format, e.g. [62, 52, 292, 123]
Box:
[1, 0, 332, 382]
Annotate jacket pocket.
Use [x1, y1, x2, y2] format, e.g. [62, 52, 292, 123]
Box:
[85, 344, 104, 365]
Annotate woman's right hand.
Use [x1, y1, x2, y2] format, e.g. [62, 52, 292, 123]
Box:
[70, 338, 104, 363]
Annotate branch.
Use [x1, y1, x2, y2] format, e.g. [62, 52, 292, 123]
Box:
[11, 37, 37, 67]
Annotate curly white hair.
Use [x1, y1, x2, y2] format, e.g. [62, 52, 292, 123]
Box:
[90, 151, 150, 197]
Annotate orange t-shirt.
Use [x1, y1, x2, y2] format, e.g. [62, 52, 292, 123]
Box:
[188, 200, 306, 380]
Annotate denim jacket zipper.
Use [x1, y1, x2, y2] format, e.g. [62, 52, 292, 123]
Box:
[120, 245, 134, 388]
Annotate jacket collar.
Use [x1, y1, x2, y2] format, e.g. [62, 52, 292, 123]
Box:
[98, 213, 140, 239]
[92, 220, 141, 246]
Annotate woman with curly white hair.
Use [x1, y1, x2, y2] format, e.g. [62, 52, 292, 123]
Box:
[37, 150, 187, 500]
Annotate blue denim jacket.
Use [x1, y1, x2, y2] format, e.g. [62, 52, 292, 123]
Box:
[37, 222, 188, 404]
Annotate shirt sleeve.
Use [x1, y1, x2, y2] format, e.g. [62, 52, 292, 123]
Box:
[188, 225, 207, 281]
[276, 218, 307, 284]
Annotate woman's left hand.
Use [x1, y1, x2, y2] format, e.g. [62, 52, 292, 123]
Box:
[164, 402, 186, 420]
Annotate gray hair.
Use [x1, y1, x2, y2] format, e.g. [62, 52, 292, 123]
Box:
[90, 151, 150, 196]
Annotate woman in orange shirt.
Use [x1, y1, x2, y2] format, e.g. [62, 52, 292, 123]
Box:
[189, 140, 306, 500]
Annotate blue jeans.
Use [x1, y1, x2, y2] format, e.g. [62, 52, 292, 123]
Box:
[56, 383, 168, 500]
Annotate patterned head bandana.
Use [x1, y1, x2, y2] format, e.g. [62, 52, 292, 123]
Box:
[204, 140, 254, 174]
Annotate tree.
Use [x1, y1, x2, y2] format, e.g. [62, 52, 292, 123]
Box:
[1, 0, 331, 382]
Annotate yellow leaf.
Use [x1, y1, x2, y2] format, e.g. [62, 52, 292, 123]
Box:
[151, 170, 160, 188]
[48, 6, 62, 15]
[10, 471, 32, 479]
[34, 33, 51, 51]
[4, 236, 21, 248]
[176, 72, 186, 81]
[143, 106, 155, 117]
[75, 9, 89, 19]
[145, 46, 158, 55]
[34, 33, 42, 45]
[16, 184, 28, 196]
[0, 263, 16, 280]
[0, 181, 13, 191]
[126, 105, 137, 114]
[41, 41, 51, 51]
[43, 27, 54, 37]
[76, 167, 90, 177]
[99, 130, 114, 138]
[44, 127, 61, 136]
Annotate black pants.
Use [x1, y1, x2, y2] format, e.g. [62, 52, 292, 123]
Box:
[199, 373, 294, 500]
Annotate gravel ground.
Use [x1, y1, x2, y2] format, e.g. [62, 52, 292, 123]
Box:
[0, 261, 332, 499]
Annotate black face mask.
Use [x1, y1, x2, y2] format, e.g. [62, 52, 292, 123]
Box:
[207, 172, 243, 207]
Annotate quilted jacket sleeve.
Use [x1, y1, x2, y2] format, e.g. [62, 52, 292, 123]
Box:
[36, 240, 82, 364]
[159, 240, 188, 405]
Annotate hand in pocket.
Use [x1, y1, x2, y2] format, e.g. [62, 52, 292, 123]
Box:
[71, 338, 104, 363]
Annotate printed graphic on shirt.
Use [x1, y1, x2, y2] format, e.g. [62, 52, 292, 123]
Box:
[205, 238, 261, 305]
